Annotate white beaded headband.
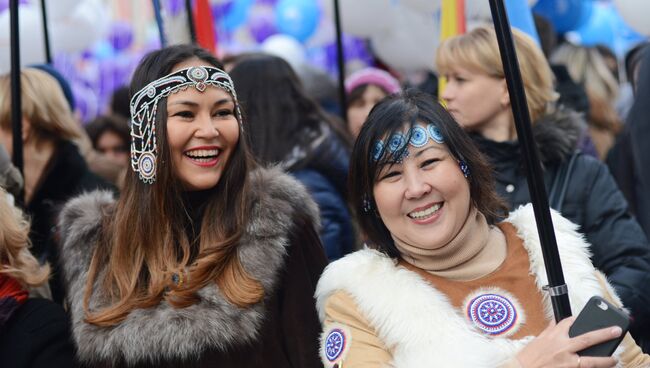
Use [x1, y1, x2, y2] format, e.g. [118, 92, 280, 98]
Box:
[129, 65, 241, 184]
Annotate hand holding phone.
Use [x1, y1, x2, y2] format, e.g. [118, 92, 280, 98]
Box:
[569, 296, 630, 357]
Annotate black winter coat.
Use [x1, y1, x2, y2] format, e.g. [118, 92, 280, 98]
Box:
[26, 140, 113, 303]
[0, 298, 77, 368]
[472, 110, 650, 350]
[607, 47, 650, 239]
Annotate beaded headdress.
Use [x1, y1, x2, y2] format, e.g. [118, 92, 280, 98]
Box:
[129, 65, 240, 184]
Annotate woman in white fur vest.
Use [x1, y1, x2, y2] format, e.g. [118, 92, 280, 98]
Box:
[316, 90, 650, 368]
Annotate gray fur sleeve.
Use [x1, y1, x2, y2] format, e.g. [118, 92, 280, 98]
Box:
[57, 190, 115, 287]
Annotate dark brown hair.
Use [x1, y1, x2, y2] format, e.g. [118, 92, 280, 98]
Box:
[84, 44, 262, 326]
[85, 114, 130, 151]
[349, 89, 507, 258]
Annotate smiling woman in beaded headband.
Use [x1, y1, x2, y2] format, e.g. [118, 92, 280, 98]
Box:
[56, 44, 327, 367]
[315, 90, 649, 367]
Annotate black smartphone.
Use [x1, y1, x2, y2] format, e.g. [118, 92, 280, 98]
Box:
[568, 295, 630, 357]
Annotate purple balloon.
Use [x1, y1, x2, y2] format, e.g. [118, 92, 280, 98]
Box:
[109, 21, 134, 52]
[165, 0, 184, 16]
[72, 82, 99, 124]
[0, 0, 29, 13]
[325, 35, 373, 73]
[212, 1, 235, 19]
[249, 9, 276, 43]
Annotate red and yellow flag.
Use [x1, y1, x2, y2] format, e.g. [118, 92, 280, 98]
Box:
[194, 0, 218, 55]
[438, 0, 466, 95]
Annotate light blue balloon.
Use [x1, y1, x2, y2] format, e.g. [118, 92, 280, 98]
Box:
[93, 41, 115, 61]
[533, 0, 593, 34]
[275, 0, 320, 42]
[567, 3, 616, 50]
[223, 0, 254, 32]
[569, 2, 647, 57]
[505, 0, 540, 45]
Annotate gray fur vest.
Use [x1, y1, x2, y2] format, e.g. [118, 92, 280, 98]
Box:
[58, 167, 319, 365]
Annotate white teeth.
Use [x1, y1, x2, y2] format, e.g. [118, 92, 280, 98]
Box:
[408, 203, 442, 219]
[185, 149, 219, 158]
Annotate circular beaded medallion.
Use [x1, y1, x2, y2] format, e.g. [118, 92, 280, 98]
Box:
[325, 328, 346, 362]
[372, 140, 385, 162]
[409, 126, 428, 147]
[138, 152, 157, 182]
[388, 132, 407, 153]
[467, 293, 518, 336]
[427, 124, 444, 144]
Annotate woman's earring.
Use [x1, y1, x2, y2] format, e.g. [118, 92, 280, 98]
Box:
[459, 161, 470, 178]
[362, 195, 373, 214]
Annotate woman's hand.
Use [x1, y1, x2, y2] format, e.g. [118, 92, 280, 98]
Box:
[516, 316, 622, 368]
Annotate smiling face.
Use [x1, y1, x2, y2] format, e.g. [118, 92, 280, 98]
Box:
[373, 124, 471, 251]
[166, 59, 240, 191]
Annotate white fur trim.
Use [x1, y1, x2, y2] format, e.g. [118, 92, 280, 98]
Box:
[316, 204, 626, 367]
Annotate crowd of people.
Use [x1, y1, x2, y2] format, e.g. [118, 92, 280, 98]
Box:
[1, 15, 650, 368]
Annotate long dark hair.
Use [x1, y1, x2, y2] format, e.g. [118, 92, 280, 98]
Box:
[229, 53, 351, 169]
[84, 44, 262, 326]
[349, 90, 507, 258]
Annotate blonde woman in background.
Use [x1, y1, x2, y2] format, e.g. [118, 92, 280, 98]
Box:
[0, 188, 75, 367]
[436, 25, 650, 350]
[0, 68, 112, 304]
[551, 43, 622, 159]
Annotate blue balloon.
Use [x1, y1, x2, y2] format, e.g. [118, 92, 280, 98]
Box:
[567, 3, 616, 50]
[93, 41, 115, 61]
[533, 0, 593, 34]
[505, 0, 540, 45]
[275, 0, 320, 42]
[568, 3, 647, 57]
[222, 0, 254, 32]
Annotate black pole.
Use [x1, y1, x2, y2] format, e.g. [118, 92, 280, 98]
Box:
[332, 0, 347, 122]
[185, 0, 197, 44]
[152, 0, 167, 47]
[39, 0, 52, 63]
[9, 0, 24, 205]
[488, 0, 571, 321]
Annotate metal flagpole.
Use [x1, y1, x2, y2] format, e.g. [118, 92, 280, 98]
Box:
[9, 0, 25, 205]
[39, 0, 52, 63]
[332, 0, 347, 122]
[152, 0, 167, 47]
[488, 0, 572, 321]
[185, 0, 197, 44]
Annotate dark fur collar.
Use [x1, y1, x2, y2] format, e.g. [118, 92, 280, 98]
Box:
[472, 108, 586, 166]
[58, 167, 319, 365]
[532, 108, 585, 163]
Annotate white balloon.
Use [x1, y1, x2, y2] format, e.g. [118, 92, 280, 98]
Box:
[51, 0, 110, 53]
[465, 0, 492, 22]
[370, 7, 439, 72]
[322, 0, 395, 38]
[466, 0, 538, 22]
[0, 5, 46, 75]
[261, 34, 307, 70]
[45, 0, 82, 21]
[400, 0, 441, 14]
[613, 0, 650, 36]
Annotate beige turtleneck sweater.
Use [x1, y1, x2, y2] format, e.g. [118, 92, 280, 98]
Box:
[394, 205, 507, 281]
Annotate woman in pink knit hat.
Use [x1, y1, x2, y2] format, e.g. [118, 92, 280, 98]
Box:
[345, 67, 401, 138]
